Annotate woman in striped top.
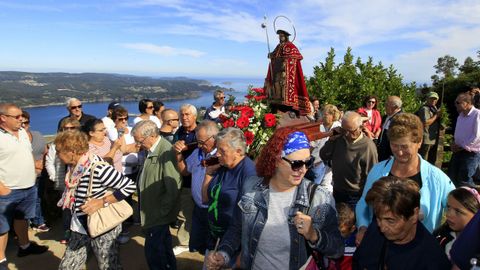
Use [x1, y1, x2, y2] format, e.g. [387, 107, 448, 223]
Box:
[54, 130, 136, 270]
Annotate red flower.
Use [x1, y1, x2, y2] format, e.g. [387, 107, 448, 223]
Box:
[252, 88, 265, 94]
[236, 116, 250, 129]
[218, 114, 228, 122]
[264, 113, 276, 128]
[254, 95, 267, 101]
[222, 118, 235, 128]
[245, 94, 254, 100]
[244, 130, 254, 145]
[240, 106, 254, 118]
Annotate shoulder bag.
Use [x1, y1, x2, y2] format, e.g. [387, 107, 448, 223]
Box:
[87, 162, 133, 238]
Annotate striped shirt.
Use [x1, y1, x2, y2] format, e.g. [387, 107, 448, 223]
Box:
[73, 155, 136, 216]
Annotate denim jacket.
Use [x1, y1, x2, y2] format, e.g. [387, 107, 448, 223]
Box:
[218, 176, 344, 270]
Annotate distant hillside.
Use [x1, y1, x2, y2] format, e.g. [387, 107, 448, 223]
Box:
[0, 71, 229, 107]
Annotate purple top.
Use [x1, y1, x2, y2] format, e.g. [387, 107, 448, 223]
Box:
[454, 106, 480, 152]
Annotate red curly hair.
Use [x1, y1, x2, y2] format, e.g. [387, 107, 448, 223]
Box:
[256, 127, 299, 184]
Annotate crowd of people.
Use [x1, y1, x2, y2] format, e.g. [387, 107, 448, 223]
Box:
[0, 86, 479, 270]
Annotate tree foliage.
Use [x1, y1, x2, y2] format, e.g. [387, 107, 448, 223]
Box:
[306, 47, 420, 115]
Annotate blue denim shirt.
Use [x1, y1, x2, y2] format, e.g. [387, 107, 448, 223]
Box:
[218, 176, 344, 270]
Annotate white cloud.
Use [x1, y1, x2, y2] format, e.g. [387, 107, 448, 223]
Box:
[121, 43, 205, 58]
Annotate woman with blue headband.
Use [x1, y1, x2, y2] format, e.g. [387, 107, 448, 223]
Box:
[206, 127, 344, 270]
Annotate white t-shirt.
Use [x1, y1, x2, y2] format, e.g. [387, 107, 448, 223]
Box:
[0, 128, 36, 189]
[133, 115, 161, 128]
[101, 116, 115, 131]
[106, 126, 139, 175]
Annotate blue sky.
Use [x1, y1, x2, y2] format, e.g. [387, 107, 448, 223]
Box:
[0, 0, 479, 84]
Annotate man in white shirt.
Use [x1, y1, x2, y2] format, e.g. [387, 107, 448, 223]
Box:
[0, 103, 48, 269]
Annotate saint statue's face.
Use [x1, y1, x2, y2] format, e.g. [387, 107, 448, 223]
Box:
[279, 33, 288, 43]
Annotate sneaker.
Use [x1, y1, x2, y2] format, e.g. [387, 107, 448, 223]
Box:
[0, 260, 8, 270]
[60, 230, 71, 244]
[172, 245, 189, 256]
[32, 224, 50, 233]
[17, 242, 48, 257]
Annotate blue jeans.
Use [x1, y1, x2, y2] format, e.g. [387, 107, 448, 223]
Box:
[31, 178, 46, 226]
[189, 205, 208, 255]
[0, 186, 37, 234]
[144, 224, 176, 270]
[448, 150, 480, 186]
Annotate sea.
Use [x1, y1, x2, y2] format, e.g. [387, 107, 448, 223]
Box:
[25, 77, 264, 135]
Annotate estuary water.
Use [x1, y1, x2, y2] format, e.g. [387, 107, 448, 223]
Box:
[25, 77, 263, 135]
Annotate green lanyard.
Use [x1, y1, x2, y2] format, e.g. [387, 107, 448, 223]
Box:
[208, 180, 222, 221]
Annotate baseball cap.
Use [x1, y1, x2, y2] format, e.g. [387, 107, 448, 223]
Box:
[426, 92, 439, 100]
[108, 102, 121, 110]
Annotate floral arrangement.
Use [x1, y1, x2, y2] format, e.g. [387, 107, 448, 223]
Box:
[219, 87, 277, 158]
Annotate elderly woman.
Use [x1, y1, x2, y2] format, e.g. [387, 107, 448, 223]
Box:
[202, 127, 256, 267]
[45, 117, 81, 244]
[83, 119, 123, 172]
[355, 113, 455, 245]
[133, 98, 161, 128]
[55, 131, 136, 270]
[353, 176, 451, 270]
[206, 128, 343, 270]
[357, 95, 382, 140]
[310, 104, 342, 190]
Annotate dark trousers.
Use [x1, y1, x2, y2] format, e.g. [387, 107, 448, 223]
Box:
[189, 205, 209, 255]
[448, 150, 480, 186]
[144, 224, 176, 270]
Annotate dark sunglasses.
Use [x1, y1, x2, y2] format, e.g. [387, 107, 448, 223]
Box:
[21, 121, 30, 125]
[146, 106, 154, 109]
[70, 105, 82, 110]
[282, 156, 314, 171]
[63, 126, 78, 131]
[117, 116, 128, 121]
[367, 100, 376, 104]
[3, 114, 23, 120]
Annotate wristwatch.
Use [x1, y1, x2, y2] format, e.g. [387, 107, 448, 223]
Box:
[102, 197, 109, 208]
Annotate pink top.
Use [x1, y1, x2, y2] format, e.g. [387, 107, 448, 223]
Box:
[357, 107, 382, 134]
[88, 137, 123, 172]
[454, 106, 480, 152]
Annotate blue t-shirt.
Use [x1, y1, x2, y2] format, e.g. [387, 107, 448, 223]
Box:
[185, 148, 216, 208]
[207, 157, 256, 239]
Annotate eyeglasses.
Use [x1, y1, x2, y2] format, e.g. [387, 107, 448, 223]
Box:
[117, 117, 128, 121]
[198, 136, 214, 146]
[63, 126, 78, 131]
[282, 156, 314, 171]
[135, 136, 149, 146]
[146, 106, 154, 109]
[218, 96, 225, 100]
[21, 121, 30, 125]
[367, 100, 376, 104]
[2, 114, 23, 120]
[69, 105, 82, 110]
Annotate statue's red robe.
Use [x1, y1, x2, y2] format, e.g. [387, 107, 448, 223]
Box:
[265, 41, 311, 116]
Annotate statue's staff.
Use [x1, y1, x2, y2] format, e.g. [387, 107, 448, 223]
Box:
[261, 15, 275, 90]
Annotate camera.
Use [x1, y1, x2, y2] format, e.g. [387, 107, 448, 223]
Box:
[201, 156, 219, 167]
[117, 128, 125, 137]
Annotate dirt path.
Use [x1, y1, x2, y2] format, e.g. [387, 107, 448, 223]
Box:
[6, 222, 204, 270]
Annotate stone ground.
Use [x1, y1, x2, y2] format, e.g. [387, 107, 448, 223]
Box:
[5, 221, 204, 270]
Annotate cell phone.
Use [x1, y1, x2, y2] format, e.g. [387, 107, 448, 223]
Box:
[202, 156, 219, 167]
[117, 128, 125, 137]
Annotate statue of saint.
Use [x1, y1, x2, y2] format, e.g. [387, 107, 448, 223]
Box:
[264, 29, 311, 117]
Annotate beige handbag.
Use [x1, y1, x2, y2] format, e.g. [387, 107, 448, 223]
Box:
[86, 162, 133, 238]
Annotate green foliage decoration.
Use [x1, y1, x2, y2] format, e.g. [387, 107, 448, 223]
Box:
[306, 47, 421, 114]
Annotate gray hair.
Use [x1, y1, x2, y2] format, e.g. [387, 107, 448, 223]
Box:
[342, 111, 363, 128]
[0, 103, 18, 115]
[66, 98, 81, 108]
[387, 96, 402, 109]
[132, 120, 159, 138]
[216, 127, 246, 156]
[196, 120, 219, 137]
[214, 90, 224, 100]
[180, 103, 197, 116]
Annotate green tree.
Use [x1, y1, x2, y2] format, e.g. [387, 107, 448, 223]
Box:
[306, 47, 420, 115]
[459, 56, 480, 74]
[434, 55, 459, 79]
